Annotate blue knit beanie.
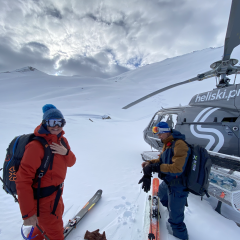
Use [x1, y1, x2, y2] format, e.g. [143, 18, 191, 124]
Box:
[42, 104, 64, 120]
[156, 122, 171, 133]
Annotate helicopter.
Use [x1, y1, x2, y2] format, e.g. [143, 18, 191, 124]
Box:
[123, 0, 240, 172]
[122, 0, 240, 214]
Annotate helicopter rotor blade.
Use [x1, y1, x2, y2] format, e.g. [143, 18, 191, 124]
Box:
[222, 0, 240, 61]
[122, 72, 215, 109]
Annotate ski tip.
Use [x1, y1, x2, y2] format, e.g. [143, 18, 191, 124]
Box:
[97, 189, 103, 195]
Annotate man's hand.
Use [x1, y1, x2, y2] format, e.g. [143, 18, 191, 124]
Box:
[23, 214, 38, 227]
[50, 142, 68, 155]
[141, 161, 150, 168]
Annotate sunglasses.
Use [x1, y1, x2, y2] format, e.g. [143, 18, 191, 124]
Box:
[42, 119, 66, 127]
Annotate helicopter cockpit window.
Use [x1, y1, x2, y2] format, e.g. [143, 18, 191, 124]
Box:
[150, 112, 162, 128]
[160, 114, 178, 129]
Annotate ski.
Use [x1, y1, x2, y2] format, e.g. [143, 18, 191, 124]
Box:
[148, 178, 160, 240]
[63, 189, 102, 239]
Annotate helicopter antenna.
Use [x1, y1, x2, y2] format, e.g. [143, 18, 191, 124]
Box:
[215, 76, 218, 87]
[234, 73, 237, 84]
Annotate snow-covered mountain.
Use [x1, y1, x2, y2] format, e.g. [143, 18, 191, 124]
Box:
[0, 46, 240, 240]
[1, 66, 47, 75]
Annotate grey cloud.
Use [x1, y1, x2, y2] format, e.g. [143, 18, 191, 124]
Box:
[26, 42, 50, 54]
[58, 53, 129, 78]
[0, 37, 55, 74]
[84, 10, 127, 28]
[45, 7, 62, 19]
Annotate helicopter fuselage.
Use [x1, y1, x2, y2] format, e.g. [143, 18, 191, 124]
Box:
[143, 84, 240, 157]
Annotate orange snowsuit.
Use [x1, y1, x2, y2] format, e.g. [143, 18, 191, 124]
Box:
[16, 124, 76, 240]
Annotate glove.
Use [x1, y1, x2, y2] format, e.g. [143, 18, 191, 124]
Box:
[138, 175, 152, 193]
[151, 162, 165, 179]
[142, 162, 161, 175]
[151, 162, 161, 174]
[143, 164, 154, 176]
[138, 164, 153, 193]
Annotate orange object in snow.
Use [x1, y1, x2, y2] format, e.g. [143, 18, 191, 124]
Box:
[148, 178, 160, 240]
[220, 192, 225, 199]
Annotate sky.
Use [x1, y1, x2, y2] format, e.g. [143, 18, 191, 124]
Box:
[0, 0, 232, 78]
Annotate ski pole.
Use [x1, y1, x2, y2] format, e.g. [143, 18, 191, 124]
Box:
[36, 224, 50, 240]
[0, 168, 50, 240]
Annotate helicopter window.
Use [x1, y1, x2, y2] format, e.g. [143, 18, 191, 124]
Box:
[160, 114, 178, 129]
[150, 113, 163, 128]
[221, 117, 237, 122]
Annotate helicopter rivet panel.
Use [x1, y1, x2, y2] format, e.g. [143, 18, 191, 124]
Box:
[225, 126, 235, 137]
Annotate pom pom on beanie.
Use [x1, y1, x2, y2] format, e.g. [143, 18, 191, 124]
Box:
[42, 104, 57, 113]
[42, 104, 64, 120]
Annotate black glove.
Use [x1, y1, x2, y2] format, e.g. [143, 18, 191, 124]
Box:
[138, 164, 153, 193]
[150, 162, 165, 179]
[151, 162, 161, 174]
[138, 175, 152, 193]
[143, 164, 154, 176]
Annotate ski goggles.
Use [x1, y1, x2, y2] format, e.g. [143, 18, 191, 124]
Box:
[152, 126, 170, 134]
[42, 118, 66, 127]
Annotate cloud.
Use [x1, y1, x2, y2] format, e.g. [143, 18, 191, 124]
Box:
[45, 7, 63, 19]
[57, 52, 129, 78]
[26, 42, 50, 54]
[0, 0, 232, 77]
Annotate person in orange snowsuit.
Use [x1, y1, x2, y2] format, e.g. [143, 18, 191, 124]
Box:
[16, 104, 76, 240]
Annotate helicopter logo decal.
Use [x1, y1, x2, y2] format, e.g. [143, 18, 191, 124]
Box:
[194, 88, 240, 103]
[190, 107, 224, 152]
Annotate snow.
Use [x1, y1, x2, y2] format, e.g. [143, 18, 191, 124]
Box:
[1, 46, 240, 239]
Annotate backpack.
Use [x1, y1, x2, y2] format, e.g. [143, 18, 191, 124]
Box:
[1, 134, 52, 196]
[1, 133, 67, 216]
[171, 140, 212, 197]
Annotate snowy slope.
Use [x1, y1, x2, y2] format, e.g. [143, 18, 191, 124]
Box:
[1, 46, 240, 240]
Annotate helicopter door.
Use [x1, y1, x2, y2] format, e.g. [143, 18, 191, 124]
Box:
[181, 106, 239, 156]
